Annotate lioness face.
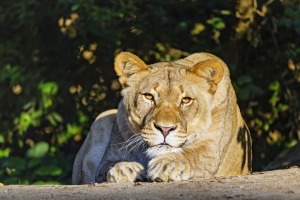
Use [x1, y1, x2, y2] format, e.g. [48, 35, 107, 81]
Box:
[115, 52, 223, 158]
[126, 63, 214, 158]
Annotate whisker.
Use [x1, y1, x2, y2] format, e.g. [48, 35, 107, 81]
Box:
[120, 135, 146, 157]
[118, 135, 140, 152]
[127, 139, 144, 154]
[112, 133, 137, 146]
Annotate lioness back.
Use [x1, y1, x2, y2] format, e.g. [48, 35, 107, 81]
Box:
[72, 52, 252, 184]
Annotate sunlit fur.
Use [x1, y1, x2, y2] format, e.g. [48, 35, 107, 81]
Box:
[72, 52, 252, 184]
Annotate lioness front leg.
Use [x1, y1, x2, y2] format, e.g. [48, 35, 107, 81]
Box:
[107, 161, 146, 183]
[147, 153, 193, 182]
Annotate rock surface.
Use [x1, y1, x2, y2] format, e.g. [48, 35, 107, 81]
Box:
[1, 168, 300, 200]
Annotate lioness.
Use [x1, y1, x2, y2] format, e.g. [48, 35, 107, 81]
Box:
[72, 52, 252, 184]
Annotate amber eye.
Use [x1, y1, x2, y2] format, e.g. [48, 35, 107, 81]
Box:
[181, 97, 192, 104]
[143, 93, 154, 101]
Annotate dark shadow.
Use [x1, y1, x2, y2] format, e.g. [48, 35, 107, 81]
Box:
[264, 142, 300, 171]
[237, 124, 252, 172]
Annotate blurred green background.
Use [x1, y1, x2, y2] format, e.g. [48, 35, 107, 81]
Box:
[0, 0, 299, 185]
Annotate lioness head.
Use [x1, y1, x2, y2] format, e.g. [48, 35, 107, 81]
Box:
[115, 52, 225, 158]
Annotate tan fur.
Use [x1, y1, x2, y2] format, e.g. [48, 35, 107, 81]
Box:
[72, 52, 252, 184]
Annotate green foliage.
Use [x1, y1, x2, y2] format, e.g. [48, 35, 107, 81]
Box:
[234, 75, 264, 100]
[0, 140, 73, 184]
[0, 154, 73, 185]
[0, 0, 300, 184]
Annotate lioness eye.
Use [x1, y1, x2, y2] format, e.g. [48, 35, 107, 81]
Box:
[182, 97, 192, 104]
[143, 93, 154, 101]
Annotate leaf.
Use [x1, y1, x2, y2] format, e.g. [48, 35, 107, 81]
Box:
[33, 181, 61, 185]
[20, 112, 32, 128]
[0, 135, 4, 143]
[249, 84, 264, 96]
[47, 114, 57, 126]
[206, 17, 225, 30]
[0, 148, 10, 157]
[35, 165, 62, 176]
[237, 75, 252, 85]
[2, 177, 21, 185]
[31, 110, 43, 119]
[268, 81, 280, 91]
[1, 157, 26, 171]
[38, 82, 58, 96]
[52, 112, 63, 123]
[30, 110, 42, 127]
[78, 111, 88, 123]
[71, 4, 79, 11]
[237, 84, 264, 100]
[26, 142, 49, 158]
[22, 101, 33, 110]
[27, 158, 41, 169]
[237, 87, 250, 100]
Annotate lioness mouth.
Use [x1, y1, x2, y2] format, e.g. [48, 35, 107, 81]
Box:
[157, 142, 173, 147]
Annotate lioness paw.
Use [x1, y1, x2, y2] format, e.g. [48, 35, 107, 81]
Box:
[107, 162, 146, 183]
[148, 156, 191, 182]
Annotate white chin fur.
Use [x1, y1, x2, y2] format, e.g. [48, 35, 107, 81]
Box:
[145, 145, 182, 159]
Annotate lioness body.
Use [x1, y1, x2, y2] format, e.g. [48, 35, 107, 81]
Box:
[72, 52, 252, 184]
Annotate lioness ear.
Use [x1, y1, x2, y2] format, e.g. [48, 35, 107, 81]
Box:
[114, 52, 148, 87]
[190, 60, 224, 94]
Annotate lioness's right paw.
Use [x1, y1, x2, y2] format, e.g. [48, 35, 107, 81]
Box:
[107, 162, 146, 183]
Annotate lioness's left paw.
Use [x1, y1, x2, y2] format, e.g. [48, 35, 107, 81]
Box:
[147, 156, 191, 182]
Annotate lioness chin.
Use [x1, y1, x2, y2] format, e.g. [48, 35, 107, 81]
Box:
[72, 52, 252, 184]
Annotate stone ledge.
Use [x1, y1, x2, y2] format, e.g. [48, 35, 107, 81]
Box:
[1, 168, 300, 200]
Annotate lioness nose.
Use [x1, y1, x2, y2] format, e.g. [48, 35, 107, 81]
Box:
[154, 123, 176, 137]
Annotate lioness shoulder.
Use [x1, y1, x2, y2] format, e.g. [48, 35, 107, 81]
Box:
[72, 52, 252, 184]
